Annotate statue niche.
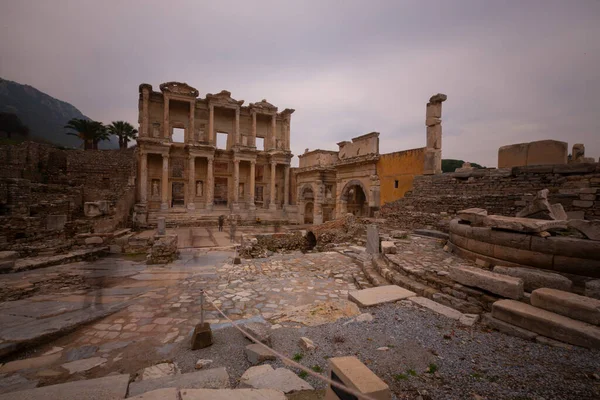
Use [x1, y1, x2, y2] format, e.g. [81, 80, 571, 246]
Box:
[196, 180, 203, 196]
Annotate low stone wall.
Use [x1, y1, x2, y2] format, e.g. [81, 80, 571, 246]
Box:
[381, 163, 600, 231]
[448, 219, 600, 279]
[239, 232, 309, 258]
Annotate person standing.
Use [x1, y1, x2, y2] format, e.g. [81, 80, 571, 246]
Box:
[218, 215, 224, 232]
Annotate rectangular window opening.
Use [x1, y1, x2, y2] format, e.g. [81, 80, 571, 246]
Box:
[172, 128, 185, 143]
[255, 137, 264, 151]
[217, 132, 228, 149]
[394, 180, 399, 189]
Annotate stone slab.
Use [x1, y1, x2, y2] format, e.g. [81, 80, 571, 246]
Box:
[568, 219, 600, 241]
[348, 285, 415, 307]
[181, 389, 286, 400]
[492, 299, 600, 348]
[61, 357, 107, 374]
[493, 266, 572, 292]
[326, 356, 390, 400]
[530, 288, 600, 325]
[481, 313, 538, 340]
[457, 208, 488, 226]
[239, 365, 313, 393]
[366, 225, 379, 254]
[0, 374, 130, 400]
[450, 265, 524, 299]
[413, 229, 449, 240]
[128, 367, 230, 397]
[245, 343, 276, 365]
[0, 353, 62, 373]
[483, 215, 567, 233]
[142, 362, 178, 380]
[242, 322, 272, 346]
[380, 241, 396, 254]
[409, 296, 463, 320]
[585, 280, 600, 300]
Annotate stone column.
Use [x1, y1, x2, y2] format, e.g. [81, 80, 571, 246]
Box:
[249, 160, 256, 210]
[269, 160, 277, 210]
[234, 108, 240, 146]
[163, 96, 170, 139]
[208, 104, 214, 145]
[251, 112, 257, 147]
[232, 159, 240, 211]
[161, 154, 169, 210]
[187, 155, 196, 210]
[206, 156, 214, 211]
[188, 101, 195, 143]
[142, 89, 149, 137]
[283, 164, 290, 207]
[271, 114, 277, 150]
[139, 151, 148, 203]
[424, 93, 446, 175]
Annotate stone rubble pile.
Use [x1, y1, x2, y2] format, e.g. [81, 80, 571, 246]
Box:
[147, 234, 178, 264]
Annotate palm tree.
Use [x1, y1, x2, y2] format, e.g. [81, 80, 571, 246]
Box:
[107, 121, 138, 149]
[64, 118, 108, 150]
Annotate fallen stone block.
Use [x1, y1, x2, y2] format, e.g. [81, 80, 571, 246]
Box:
[348, 285, 415, 307]
[245, 344, 276, 365]
[128, 368, 230, 397]
[298, 337, 316, 351]
[413, 229, 449, 240]
[141, 362, 179, 380]
[409, 296, 463, 320]
[585, 280, 600, 300]
[493, 266, 572, 292]
[481, 313, 538, 340]
[492, 299, 600, 348]
[326, 356, 390, 400]
[530, 288, 600, 326]
[129, 388, 179, 400]
[380, 241, 397, 254]
[195, 359, 213, 370]
[242, 322, 272, 346]
[239, 365, 313, 393]
[61, 356, 106, 374]
[459, 314, 480, 327]
[0, 251, 18, 272]
[0, 353, 62, 374]
[450, 265, 524, 299]
[475, 258, 491, 268]
[84, 236, 104, 245]
[568, 219, 600, 241]
[0, 374, 129, 400]
[355, 313, 374, 322]
[181, 389, 287, 400]
[390, 230, 408, 239]
[483, 215, 567, 233]
[457, 208, 488, 225]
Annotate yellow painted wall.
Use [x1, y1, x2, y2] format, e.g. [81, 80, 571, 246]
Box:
[377, 148, 426, 206]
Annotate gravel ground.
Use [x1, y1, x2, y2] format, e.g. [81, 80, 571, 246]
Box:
[173, 301, 600, 400]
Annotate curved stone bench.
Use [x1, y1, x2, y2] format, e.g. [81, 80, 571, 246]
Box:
[448, 219, 600, 278]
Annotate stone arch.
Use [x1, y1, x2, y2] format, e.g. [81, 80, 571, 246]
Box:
[298, 183, 316, 201]
[339, 179, 369, 217]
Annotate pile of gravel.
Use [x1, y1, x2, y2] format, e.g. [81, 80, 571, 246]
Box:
[174, 302, 600, 399]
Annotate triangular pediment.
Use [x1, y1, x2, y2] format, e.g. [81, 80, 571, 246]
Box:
[159, 82, 199, 97]
[249, 99, 277, 113]
[206, 90, 244, 106]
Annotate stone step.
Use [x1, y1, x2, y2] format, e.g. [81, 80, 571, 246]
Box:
[0, 374, 130, 400]
[348, 285, 416, 307]
[373, 257, 435, 297]
[492, 299, 600, 348]
[352, 272, 373, 290]
[530, 288, 600, 326]
[11, 247, 108, 273]
[409, 296, 479, 326]
[480, 313, 538, 341]
[492, 265, 572, 293]
[128, 367, 230, 397]
[450, 265, 524, 299]
[361, 260, 389, 287]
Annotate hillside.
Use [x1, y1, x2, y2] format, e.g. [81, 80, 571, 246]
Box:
[0, 77, 117, 149]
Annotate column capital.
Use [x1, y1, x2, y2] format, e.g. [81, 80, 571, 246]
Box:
[207, 156, 214, 162]
[250, 160, 256, 165]
[233, 159, 240, 165]
[162, 153, 170, 159]
[270, 160, 277, 166]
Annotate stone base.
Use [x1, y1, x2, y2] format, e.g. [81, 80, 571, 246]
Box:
[232, 202, 240, 212]
[191, 323, 213, 350]
[160, 203, 168, 211]
[268, 204, 277, 211]
[205, 203, 213, 212]
[187, 203, 196, 211]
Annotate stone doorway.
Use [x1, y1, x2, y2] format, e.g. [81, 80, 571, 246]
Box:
[172, 182, 185, 207]
[304, 202, 314, 224]
[214, 177, 228, 206]
[344, 183, 368, 216]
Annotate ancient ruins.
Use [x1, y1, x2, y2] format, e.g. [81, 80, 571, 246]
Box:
[0, 83, 599, 400]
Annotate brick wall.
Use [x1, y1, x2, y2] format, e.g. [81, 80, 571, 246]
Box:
[381, 163, 600, 231]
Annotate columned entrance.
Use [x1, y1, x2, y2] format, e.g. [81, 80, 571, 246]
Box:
[213, 177, 228, 206]
[171, 182, 185, 207]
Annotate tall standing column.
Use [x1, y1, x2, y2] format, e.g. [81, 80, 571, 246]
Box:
[142, 89, 149, 137]
[249, 160, 256, 210]
[206, 156, 214, 211]
[234, 108, 240, 145]
[188, 101, 195, 143]
[140, 152, 148, 203]
[271, 114, 277, 150]
[251, 112, 257, 147]
[283, 164, 290, 207]
[161, 154, 169, 210]
[163, 96, 170, 139]
[187, 155, 196, 210]
[285, 117, 291, 151]
[208, 104, 214, 145]
[232, 159, 240, 211]
[269, 160, 277, 210]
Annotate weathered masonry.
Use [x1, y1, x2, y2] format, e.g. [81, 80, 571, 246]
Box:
[135, 82, 296, 224]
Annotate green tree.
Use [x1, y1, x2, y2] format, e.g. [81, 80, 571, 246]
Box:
[107, 121, 138, 149]
[0, 112, 29, 139]
[64, 118, 108, 150]
[441, 159, 485, 173]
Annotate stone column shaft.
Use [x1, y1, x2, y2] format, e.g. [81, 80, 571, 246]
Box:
[140, 152, 148, 203]
[269, 161, 277, 210]
[188, 156, 196, 210]
[163, 96, 170, 139]
[188, 101, 195, 143]
[251, 112, 257, 147]
[234, 108, 240, 145]
[271, 114, 277, 150]
[233, 159, 240, 204]
[161, 154, 169, 209]
[249, 161, 256, 209]
[208, 104, 214, 145]
[283, 165, 290, 206]
[142, 90, 149, 137]
[206, 157, 214, 210]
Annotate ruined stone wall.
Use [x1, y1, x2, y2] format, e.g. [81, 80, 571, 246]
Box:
[381, 163, 600, 231]
[338, 132, 379, 160]
[498, 140, 568, 168]
[377, 147, 426, 205]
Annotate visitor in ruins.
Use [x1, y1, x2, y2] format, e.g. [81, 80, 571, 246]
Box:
[218, 215, 224, 232]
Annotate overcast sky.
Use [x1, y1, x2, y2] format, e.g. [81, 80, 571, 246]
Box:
[1, 0, 599, 167]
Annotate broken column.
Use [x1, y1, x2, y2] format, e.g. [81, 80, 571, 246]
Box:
[571, 143, 595, 163]
[424, 93, 447, 175]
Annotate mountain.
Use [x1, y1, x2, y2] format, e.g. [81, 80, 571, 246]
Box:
[0, 77, 118, 149]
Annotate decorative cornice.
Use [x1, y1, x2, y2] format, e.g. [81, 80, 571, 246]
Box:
[159, 82, 199, 97]
[206, 90, 244, 107]
[249, 99, 278, 113]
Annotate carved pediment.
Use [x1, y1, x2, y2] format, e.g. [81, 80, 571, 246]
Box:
[206, 90, 244, 107]
[249, 99, 277, 113]
[159, 82, 199, 97]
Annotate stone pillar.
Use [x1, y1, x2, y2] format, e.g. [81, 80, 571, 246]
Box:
[251, 112, 257, 147]
[269, 160, 277, 210]
[271, 114, 277, 150]
[283, 164, 290, 207]
[424, 93, 447, 175]
[206, 156, 214, 211]
[187, 155, 196, 210]
[163, 96, 170, 139]
[208, 104, 214, 145]
[142, 89, 149, 137]
[249, 160, 256, 210]
[161, 154, 169, 210]
[232, 159, 240, 211]
[188, 101, 195, 143]
[234, 108, 240, 145]
[140, 152, 148, 203]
